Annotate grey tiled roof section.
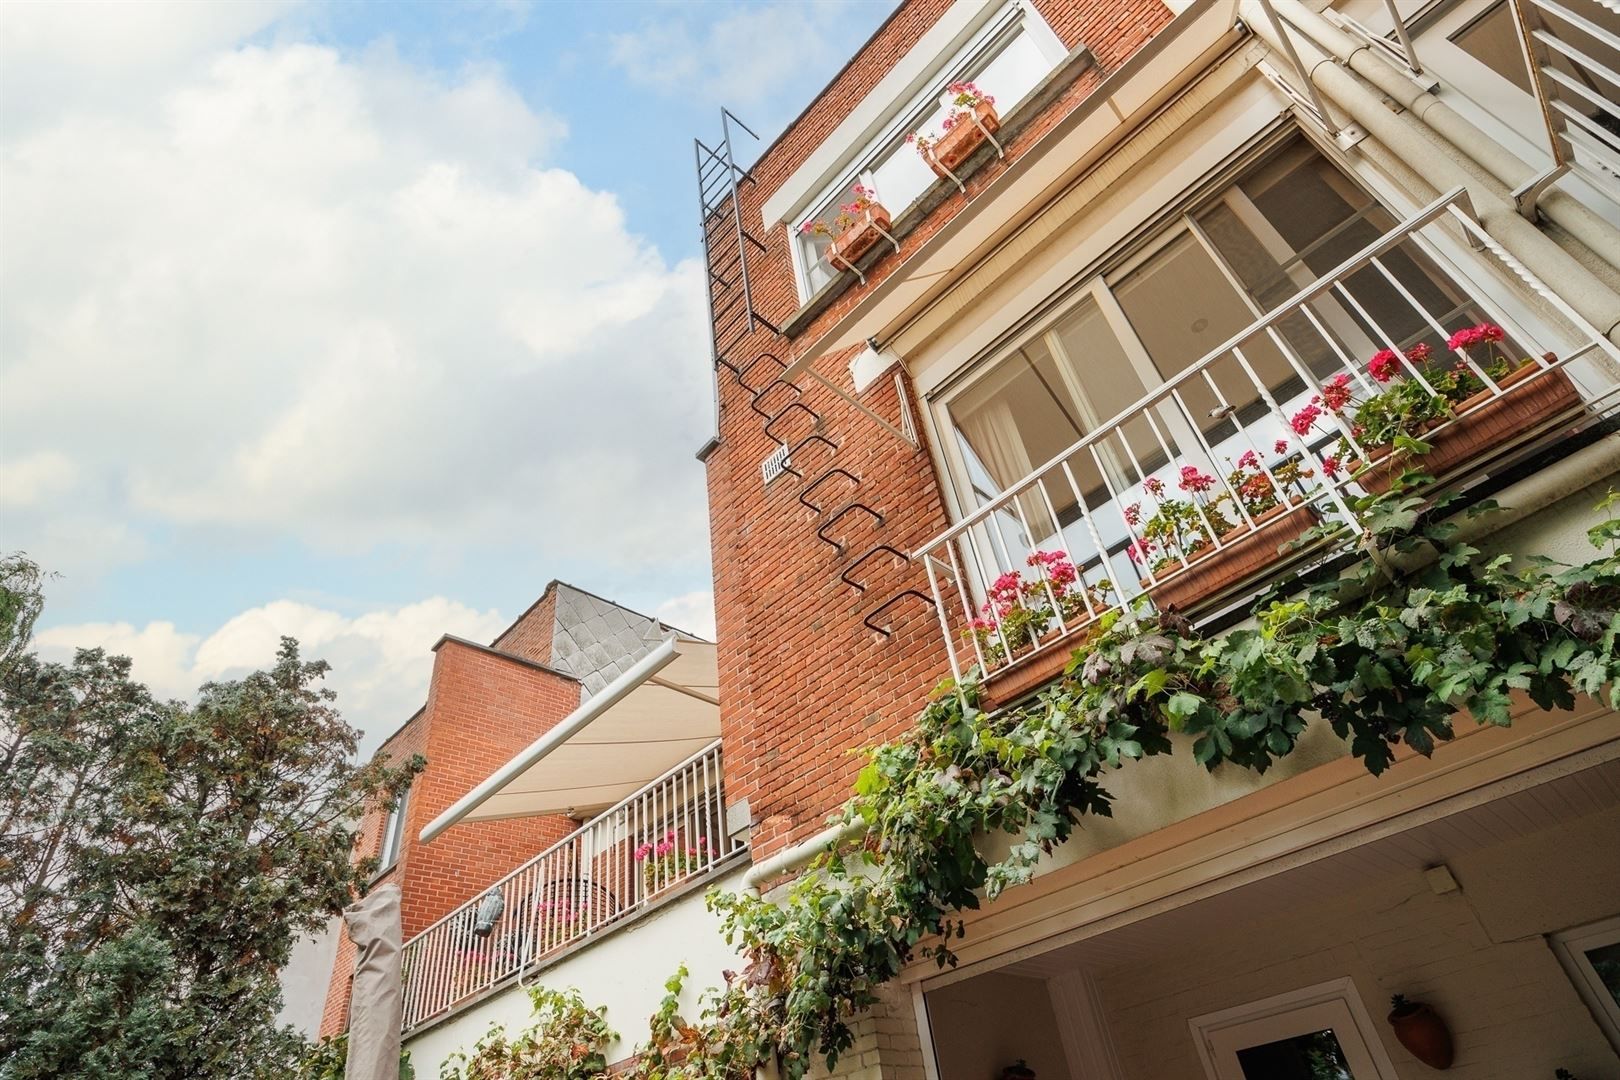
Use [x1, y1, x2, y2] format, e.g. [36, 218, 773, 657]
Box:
[549, 585, 668, 698]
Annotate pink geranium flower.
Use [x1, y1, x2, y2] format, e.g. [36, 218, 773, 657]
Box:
[1368, 348, 1400, 383]
[1178, 465, 1215, 494]
[1446, 323, 1504, 351]
[1320, 372, 1352, 412]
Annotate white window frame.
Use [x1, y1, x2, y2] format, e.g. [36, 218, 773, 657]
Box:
[922, 118, 1581, 539]
[787, 0, 1067, 302]
[1189, 977, 1400, 1080]
[379, 786, 410, 872]
[1552, 914, 1620, 1054]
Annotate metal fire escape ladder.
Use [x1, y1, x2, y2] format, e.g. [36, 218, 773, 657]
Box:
[695, 109, 937, 643]
[696, 109, 782, 364]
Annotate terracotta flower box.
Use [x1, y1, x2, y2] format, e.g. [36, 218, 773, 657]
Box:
[826, 205, 891, 271]
[1141, 500, 1316, 612]
[1352, 365, 1582, 494]
[981, 618, 1101, 708]
[926, 101, 1000, 177]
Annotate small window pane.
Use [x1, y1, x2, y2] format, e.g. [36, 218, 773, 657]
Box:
[1235, 1028, 1355, 1080]
[1586, 940, 1620, 1008]
[1452, 1, 1534, 94]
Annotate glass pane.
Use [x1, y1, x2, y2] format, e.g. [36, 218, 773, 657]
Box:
[800, 230, 835, 294]
[1452, 1, 1534, 95]
[830, 23, 1059, 245]
[1112, 231, 1295, 437]
[1235, 1028, 1356, 1080]
[1586, 941, 1620, 1007]
[949, 337, 1085, 504]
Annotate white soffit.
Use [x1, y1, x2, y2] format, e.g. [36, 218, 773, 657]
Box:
[418, 636, 720, 842]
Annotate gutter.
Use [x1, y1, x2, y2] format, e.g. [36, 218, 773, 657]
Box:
[740, 819, 867, 896]
[1239, 0, 1620, 355]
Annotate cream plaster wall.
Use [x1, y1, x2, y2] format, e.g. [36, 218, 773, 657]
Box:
[928, 971, 1073, 1080]
[403, 867, 746, 1077]
[1091, 804, 1620, 1080]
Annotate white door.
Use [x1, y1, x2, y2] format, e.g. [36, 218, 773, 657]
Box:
[1192, 979, 1399, 1080]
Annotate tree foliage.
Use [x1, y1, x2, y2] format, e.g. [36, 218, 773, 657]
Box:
[0, 556, 423, 1079]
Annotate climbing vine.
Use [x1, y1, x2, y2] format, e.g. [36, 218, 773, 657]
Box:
[452, 485, 1620, 1078]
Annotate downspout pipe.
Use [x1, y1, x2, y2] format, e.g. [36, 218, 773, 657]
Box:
[1240, 1, 1620, 354]
[741, 819, 866, 896]
[1266, 0, 1620, 271]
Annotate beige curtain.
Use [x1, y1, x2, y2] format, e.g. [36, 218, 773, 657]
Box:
[344, 884, 403, 1080]
[956, 397, 1057, 543]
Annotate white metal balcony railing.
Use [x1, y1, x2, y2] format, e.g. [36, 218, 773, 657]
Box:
[918, 187, 1620, 684]
[400, 741, 739, 1032]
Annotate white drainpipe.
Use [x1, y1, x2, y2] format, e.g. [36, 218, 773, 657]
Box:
[1267, 0, 1620, 272]
[1240, 1, 1620, 358]
[740, 820, 866, 896]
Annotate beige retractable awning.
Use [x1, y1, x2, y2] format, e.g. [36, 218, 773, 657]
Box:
[418, 636, 719, 842]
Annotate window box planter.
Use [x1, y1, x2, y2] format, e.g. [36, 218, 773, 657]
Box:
[981, 617, 1101, 708]
[826, 205, 892, 273]
[1141, 499, 1317, 613]
[1351, 364, 1582, 494]
[924, 101, 1001, 178]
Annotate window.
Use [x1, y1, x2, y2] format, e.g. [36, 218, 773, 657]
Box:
[1450, 1, 1534, 95]
[379, 785, 410, 872]
[790, 0, 1067, 299]
[1553, 915, 1620, 1054]
[933, 137, 1489, 586]
[1190, 979, 1399, 1080]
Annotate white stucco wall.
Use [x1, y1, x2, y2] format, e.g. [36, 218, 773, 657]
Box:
[403, 866, 747, 1077]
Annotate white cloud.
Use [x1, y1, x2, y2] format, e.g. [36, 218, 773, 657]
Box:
[0, 9, 713, 585]
[654, 589, 716, 640]
[35, 597, 507, 751]
[0, 452, 78, 508]
[609, 1, 892, 111]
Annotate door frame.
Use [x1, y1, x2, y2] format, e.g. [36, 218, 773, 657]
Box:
[1188, 977, 1401, 1080]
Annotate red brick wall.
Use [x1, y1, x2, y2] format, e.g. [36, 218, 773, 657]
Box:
[316, 640, 582, 1036]
[704, 0, 1173, 860]
[401, 640, 581, 934]
[490, 585, 558, 667]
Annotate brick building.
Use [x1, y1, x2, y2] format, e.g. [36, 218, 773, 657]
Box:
[313, 582, 697, 1037]
[359, 2, 1620, 1077]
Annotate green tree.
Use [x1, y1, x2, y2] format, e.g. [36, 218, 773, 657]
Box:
[0, 556, 422, 1079]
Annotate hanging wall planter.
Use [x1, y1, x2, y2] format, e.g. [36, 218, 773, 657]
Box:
[908, 82, 1002, 188]
[1387, 994, 1455, 1069]
[826, 204, 892, 271]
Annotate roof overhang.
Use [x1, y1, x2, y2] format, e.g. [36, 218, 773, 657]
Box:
[418, 636, 720, 843]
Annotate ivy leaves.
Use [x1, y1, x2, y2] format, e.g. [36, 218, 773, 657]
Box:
[638, 491, 1619, 1080]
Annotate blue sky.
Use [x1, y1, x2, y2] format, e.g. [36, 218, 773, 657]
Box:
[0, 0, 895, 748]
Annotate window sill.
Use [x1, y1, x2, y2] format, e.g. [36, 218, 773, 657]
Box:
[781, 44, 1096, 341]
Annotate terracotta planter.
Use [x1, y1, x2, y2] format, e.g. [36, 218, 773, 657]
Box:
[926, 101, 1000, 177]
[826, 205, 891, 271]
[1388, 999, 1454, 1069]
[981, 618, 1100, 708]
[1140, 501, 1316, 612]
[1352, 366, 1583, 494]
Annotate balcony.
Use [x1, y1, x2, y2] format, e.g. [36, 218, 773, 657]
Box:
[400, 740, 740, 1033]
[916, 186, 1617, 698]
